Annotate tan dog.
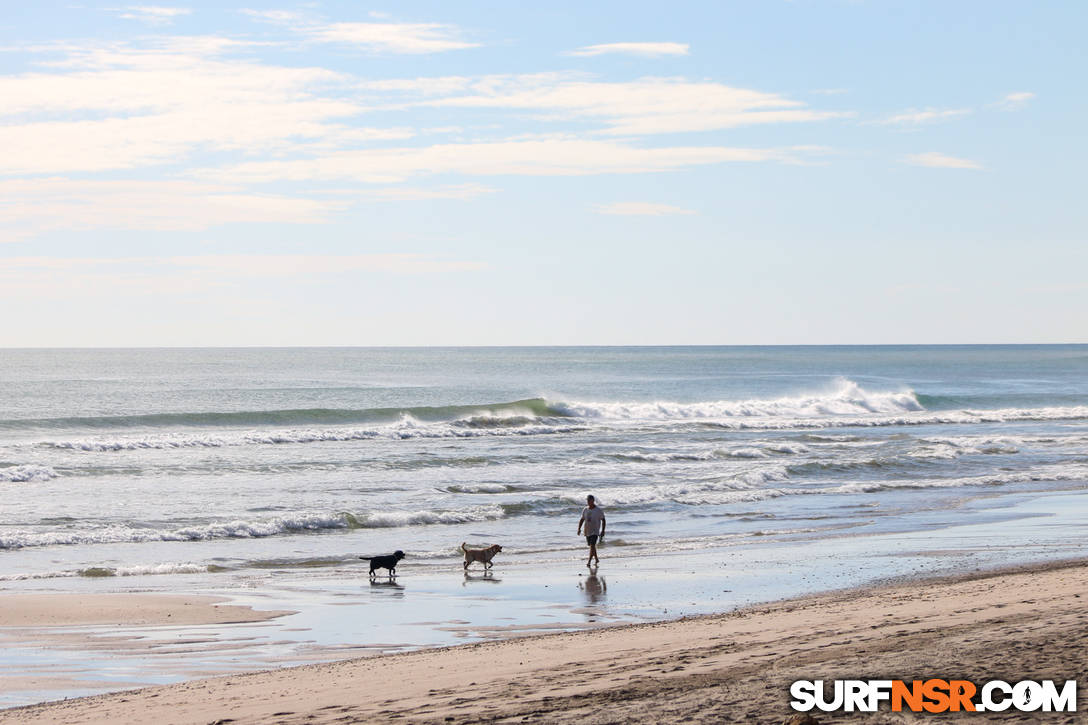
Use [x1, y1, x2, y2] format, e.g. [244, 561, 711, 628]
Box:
[461, 542, 502, 570]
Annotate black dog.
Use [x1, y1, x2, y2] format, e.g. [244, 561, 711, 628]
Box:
[361, 550, 405, 577]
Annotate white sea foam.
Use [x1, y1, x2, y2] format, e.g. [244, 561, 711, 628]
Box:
[446, 483, 514, 493]
[31, 378, 1088, 455]
[0, 465, 59, 482]
[112, 562, 213, 576]
[543, 465, 793, 507]
[0, 569, 80, 581]
[0, 506, 507, 550]
[0, 562, 213, 581]
[0, 463, 58, 478]
[555, 379, 924, 420]
[690, 406, 1088, 431]
[358, 506, 505, 528]
[829, 463, 1088, 494]
[39, 419, 585, 452]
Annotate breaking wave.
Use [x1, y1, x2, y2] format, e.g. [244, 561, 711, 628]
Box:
[0, 465, 59, 483]
[2, 398, 568, 431]
[0, 562, 220, 581]
[40, 418, 585, 452]
[555, 379, 924, 419]
[0, 506, 506, 550]
[25, 381, 1088, 453]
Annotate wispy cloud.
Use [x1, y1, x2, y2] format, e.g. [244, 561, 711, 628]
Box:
[877, 107, 971, 126]
[0, 179, 347, 243]
[200, 137, 807, 185]
[305, 22, 478, 54]
[168, 254, 485, 276]
[595, 202, 695, 216]
[1, 31, 845, 241]
[904, 152, 983, 170]
[994, 91, 1035, 111]
[240, 11, 478, 54]
[117, 6, 192, 26]
[238, 9, 308, 25]
[0, 42, 380, 175]
[354, 183, 498, 201]
[567, 42, 689, 58]
[418, 75, 849, 135]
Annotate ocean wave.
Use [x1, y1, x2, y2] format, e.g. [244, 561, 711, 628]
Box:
[28, 380, 1088, 454]
[828, 463, 1088, 494]
[691, 405, 1088, 431]
[555, 379, 924, 420]
[39, 418, 587, 452]
[445, 483, 517, 493]
[539, 465, 794, 507]
[1, 398, 568, 431]
[0, 562, 218, 581]
[0, 465, 59, 483]
[554, 380, 1088, 430]
[356, 506, 505, 528]
[0, 506, 506, 550]
[595, 443, 811, 465]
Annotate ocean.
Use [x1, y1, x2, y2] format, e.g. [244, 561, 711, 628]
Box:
[1, 346, 1087, 703]
[3, 345, 1088, 579]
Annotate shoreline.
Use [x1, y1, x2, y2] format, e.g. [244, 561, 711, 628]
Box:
[4, 556, 1088, 724]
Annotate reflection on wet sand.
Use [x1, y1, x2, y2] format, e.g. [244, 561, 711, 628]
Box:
[463, 571, 502, 586]
[369, 579, 405, 596]
[579, 569, 606, 604]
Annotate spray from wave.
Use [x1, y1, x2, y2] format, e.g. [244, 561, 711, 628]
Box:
[555, 379, 923, 419]
[25, 380, 1088, 455]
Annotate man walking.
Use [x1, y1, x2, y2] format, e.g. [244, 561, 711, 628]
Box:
[577, 495, 606, 567]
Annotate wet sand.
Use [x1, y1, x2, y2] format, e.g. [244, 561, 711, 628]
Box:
[0, 594, 293, 628]
[3, 558, 1088, 724]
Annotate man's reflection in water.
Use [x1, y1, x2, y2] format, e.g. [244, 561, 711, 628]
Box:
[579, 567, 607, 604]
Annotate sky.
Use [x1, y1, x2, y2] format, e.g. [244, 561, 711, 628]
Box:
[1, 1, 1085, 346]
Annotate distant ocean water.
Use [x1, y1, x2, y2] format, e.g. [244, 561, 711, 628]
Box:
[1, 346, 1086, 584]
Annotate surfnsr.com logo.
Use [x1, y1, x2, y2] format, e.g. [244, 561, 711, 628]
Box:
[790, 679, 1077, 713]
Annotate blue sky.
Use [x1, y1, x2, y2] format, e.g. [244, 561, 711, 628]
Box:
[1, 1, 1084, 345]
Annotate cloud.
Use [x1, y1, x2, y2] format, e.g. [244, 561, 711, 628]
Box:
[238, 9, 307, 25]
[0, 43, 389, 175]
[305, 22, 478, 54]
[419, 75, 849, 135]
[567, 42, 690, 58]
[0, 179, 347, 242]
[168, 254, 485, 276]
[354, 183, 498, 201]
[201, 137, 805, 185]
[994, 91, 1035, 111]
[1, 36, 845, 241]
[877, 107, 971, 126]
[239, 11, 478, 54]
[903, 152, 983, 170]
[1, 45, 843, 181]
[595, 202, 695, 216]
[117, 6, 192, 26]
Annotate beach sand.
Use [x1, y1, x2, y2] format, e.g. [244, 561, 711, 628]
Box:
[0, 594, 294, 628]
[3, 560, 1087, 724]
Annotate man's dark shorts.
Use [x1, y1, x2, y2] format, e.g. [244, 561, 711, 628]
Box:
[586, 534, 599, 546]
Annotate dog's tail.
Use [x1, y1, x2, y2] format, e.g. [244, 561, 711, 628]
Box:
[460, 542, 467, 552]
[359, 556, 373, 561]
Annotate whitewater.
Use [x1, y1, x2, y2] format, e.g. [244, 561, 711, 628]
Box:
[1, 345, 1087, 582]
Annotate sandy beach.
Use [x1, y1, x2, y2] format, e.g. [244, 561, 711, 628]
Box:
[2, 559, 1086, 724]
